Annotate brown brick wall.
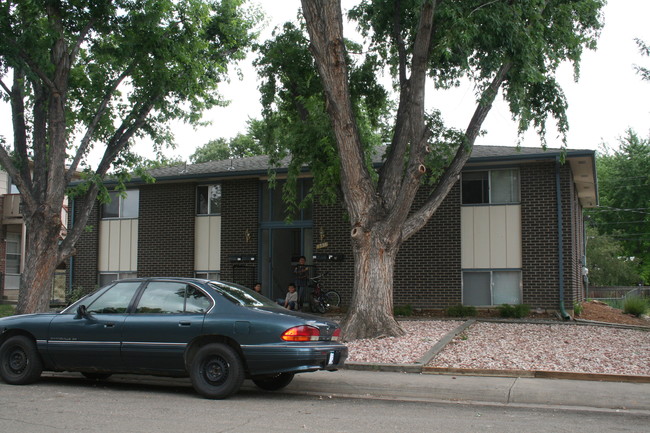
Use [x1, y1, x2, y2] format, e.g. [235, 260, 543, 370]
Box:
[68, 160, 586, 312]
[395, 183, 462, 308]
[220, 179, 259, 287]
[137, 183, 195, 277]
[68, 197, 100, 294]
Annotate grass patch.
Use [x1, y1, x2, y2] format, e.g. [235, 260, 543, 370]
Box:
[498, 304, 531, 318]
[446, 304, 477, 318]
[623, 296, 648, 317]
[0, 304, 15, 317]
[394, 304, 413, 317]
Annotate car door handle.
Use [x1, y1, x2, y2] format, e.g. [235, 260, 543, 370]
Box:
[179, 321, 191, 327]
[104, 322, 115, 328]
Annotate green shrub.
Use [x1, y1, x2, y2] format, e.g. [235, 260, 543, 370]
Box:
[498, 304, 531, 318]
[573, 301, 583, 316]
[623, 296, 648, 317]
[446, 304, 477, 317]
[394, 304, 413, 316]
[0, 304, 15, 318]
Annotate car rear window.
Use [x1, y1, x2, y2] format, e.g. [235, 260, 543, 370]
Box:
[208, 281, 278, 308]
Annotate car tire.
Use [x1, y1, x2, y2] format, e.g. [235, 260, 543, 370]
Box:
[82, 372, 112, 380]
[190, 343, 244, 399]
[0, 335, 43, 385]
[252, 372, 295, 391]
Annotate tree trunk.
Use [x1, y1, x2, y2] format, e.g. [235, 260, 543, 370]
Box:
[16, 207, 64, 314]
[342, 224, 405, 340]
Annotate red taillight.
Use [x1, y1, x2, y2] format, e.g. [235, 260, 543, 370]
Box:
[331, 328, 341, 341]
[281, 325, 320, 342]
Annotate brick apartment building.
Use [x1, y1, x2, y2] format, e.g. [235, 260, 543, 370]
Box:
[66, 145, 597, 313]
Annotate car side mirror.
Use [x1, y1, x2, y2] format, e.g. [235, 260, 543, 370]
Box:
[76, 304, 89, 319]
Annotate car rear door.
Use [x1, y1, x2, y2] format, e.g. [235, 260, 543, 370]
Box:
[47, 281, 142, 370]
[121, 281, 211, 372]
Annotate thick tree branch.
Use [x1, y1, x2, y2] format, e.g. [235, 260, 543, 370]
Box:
[379, 0, 438, 211]
[66, 65, 133, 183]
[402, 61, 512, 240]
[301, 0, 376, 225]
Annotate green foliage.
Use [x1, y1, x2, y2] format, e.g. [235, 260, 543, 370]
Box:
[0, 304, 15, 318]
[190, 127, 264, 163]
[586, 131, 650, 282]
[446, 304, 477, 318]
[573, 301, 583, 317]
[585, 227, 641, 286]
[394, 304, 413, 316]
[623, 296, 648, 317]
[253, 20, 391, 214]
[0, 0, 260, 314]
[634, 38, 650, 82]
[498, 304, 531, 319]
[349, 0, 605, 145]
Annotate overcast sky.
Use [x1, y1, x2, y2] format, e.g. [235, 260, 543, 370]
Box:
[149, 0, 650, 163]
[3, 1, 650, 165]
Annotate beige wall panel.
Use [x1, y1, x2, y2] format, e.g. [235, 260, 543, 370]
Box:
[119, 220, 131, 270]
[505, 205, 522, 268]
[489, 206, 507, 268]
[208, 217, 221, 270]
[461, 205, 522, 270]
[130, 220, 139, 270]
[195, 216, 221, 271]
[473, 206, 491, 268]
[195, 217, 210, 270]
[108, 220, 121, 270]
[98, 220, 111, 271]
[460, 208, 475, 268]
[98, 219, 138, 272]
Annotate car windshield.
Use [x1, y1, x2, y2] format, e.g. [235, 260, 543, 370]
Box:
[208, 281, 278, 308]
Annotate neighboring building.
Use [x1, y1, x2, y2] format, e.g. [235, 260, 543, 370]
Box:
[67, 145, 597, 313]
[0, 169, 71, 304]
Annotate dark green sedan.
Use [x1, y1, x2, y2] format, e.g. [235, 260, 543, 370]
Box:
[0, 278, 347, 399]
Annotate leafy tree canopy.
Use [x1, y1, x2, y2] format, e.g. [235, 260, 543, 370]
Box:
[587, 131, 650, 283]
[0, 0, 260, 313]
[190, 119, 265, 163]
[585, 227, 641, 286]
[255, 0, 604, 339]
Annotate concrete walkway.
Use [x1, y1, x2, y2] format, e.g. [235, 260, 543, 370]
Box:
[269, 369, 650, 414]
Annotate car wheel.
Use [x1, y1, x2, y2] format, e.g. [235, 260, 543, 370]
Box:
[82, 372, 112, 380]
[190, 343, 244, 399]
[252, 372, 295, 391]
[0, 335, 43, 385]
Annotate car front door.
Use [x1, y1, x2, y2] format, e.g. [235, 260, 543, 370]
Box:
[47, 281, 142, 370]
[121, 281, 211, 373]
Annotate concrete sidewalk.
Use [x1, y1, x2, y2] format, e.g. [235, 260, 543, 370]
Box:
[261, 369, 650, 414]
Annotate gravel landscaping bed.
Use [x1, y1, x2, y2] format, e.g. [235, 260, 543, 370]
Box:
[346, 320, 650, 376]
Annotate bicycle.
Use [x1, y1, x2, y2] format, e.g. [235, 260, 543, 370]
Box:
[308, 273, 341, 314]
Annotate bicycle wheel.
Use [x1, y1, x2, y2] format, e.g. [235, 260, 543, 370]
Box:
[324, 290, 341, 307]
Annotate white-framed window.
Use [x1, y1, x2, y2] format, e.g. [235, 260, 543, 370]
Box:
[461, 169, 519, 205]
[196, 184, 222, 215]
[195, 271, 220, 281]
[462, 270, 522, 306]
[98, 271, 138, 287]
[102, 189, 139, 219]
